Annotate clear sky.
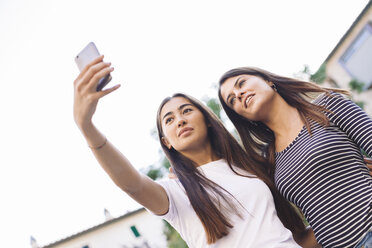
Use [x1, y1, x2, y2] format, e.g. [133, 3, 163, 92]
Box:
[0, 0, 369, 247]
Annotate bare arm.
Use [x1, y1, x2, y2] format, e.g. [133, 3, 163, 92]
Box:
[73, 55, 168, 215]
[293, 227, 321, 248]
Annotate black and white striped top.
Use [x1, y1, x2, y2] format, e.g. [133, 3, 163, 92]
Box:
[274, 92, 372, 248]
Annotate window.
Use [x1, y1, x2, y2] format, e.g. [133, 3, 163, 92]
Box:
[130, 225, 141, 238]
[339, 23, 372, 89]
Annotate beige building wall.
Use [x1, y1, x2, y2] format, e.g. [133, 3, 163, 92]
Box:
[42, 209, 167, 248]
[325, 5, 372, 116]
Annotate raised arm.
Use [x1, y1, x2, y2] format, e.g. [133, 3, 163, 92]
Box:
[73, 55, 168, 215]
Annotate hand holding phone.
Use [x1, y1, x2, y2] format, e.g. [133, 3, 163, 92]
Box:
[75, 42, 112, 91]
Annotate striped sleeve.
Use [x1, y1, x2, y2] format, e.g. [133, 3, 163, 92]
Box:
[324, 92, 372, 156]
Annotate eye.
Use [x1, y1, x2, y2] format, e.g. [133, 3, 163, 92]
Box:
[229, 96, 236, 105]
[165, 117, 173, 124]
[238, 80, 246, 88]
[183, 108, 193, 114]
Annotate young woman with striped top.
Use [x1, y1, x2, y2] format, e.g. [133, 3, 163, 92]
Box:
[218, 67, 372, 248]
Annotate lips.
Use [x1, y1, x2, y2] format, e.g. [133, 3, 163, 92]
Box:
[178, 127, 193, 137]
[244, 93, 255, 108]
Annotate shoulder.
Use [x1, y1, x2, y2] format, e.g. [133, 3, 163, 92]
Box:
[153, 178, 186, 220]
[312, 91, 347, 104]
[312, 91, 352, 111]
[156, 178, 183, 193]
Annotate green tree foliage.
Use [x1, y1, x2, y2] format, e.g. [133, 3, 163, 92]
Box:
[204, 97, 222, 119]
[299, 64, 366, 110]
[163, 221, 188, 248]
[145, 164, 165, 180]
[310, 63, 326, 84]
[349, 79, 365, 93]
[348, 79, 365, 109]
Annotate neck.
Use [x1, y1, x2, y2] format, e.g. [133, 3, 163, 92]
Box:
[181, 142, 220, 167]
[262, 94, 304, 139]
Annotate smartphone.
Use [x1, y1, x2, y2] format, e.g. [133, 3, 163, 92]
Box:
[75, 42, 112, 91]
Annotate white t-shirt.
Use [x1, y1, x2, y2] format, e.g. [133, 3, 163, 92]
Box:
[152, 159, 300, 248]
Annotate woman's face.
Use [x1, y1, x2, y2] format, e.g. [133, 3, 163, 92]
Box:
[220, 74, 276, 121]
[160, 97, 210, 153]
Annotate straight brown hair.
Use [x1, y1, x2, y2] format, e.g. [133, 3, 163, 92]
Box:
[156, 93, 306, 244]
[218, 66, 349, 177]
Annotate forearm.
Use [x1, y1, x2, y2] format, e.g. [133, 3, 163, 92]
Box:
[80, 122, 143, 193]
[78, 123, 168, 214]
[72, 58, 168, 214]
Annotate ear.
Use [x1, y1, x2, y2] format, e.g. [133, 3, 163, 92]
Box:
[265, 80, 274, 87]
[161, 137, 172, 149]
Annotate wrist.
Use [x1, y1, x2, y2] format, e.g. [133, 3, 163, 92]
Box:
[78, 123, 107, 150]
[78, 121, 95, 135]
[88, 136, 107, 150]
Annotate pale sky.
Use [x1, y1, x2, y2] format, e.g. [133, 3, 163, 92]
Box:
[0, 0, 369, 247]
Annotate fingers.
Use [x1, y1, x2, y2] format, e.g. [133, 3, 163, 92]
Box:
[75, 55, 104, 81]
[74, 54, 110, 90]
[97, 84, 121, 99]
[81, 55, 104, 76]
[78, 62, 112, 90]
[87, 66, 114, 90]
[74, 58, 117, 101]
[72, 54, 119, 129]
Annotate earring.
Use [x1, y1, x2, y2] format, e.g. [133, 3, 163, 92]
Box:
[271, 83, 278, 92]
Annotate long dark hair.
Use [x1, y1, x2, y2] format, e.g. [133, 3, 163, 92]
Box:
[218, 67, 349, 176]
[156, 93, 306, 244]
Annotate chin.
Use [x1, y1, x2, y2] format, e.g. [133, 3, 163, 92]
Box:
[179, 137, 208, 152]
[176, 138, 196, 151]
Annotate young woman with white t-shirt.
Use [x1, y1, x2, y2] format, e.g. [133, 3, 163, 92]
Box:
[73, 56, 319, 247]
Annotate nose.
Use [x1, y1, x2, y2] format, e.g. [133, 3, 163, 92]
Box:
[235, 89, 245, 102]
[177, 118, 187, 128]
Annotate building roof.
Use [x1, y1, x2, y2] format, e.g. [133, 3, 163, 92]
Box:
[324, 0, 372, 62]
[42, 208, 146, 248]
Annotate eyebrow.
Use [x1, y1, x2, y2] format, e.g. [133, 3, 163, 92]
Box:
[226, 76, 244, 104]
[162, 103, 193, 121]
